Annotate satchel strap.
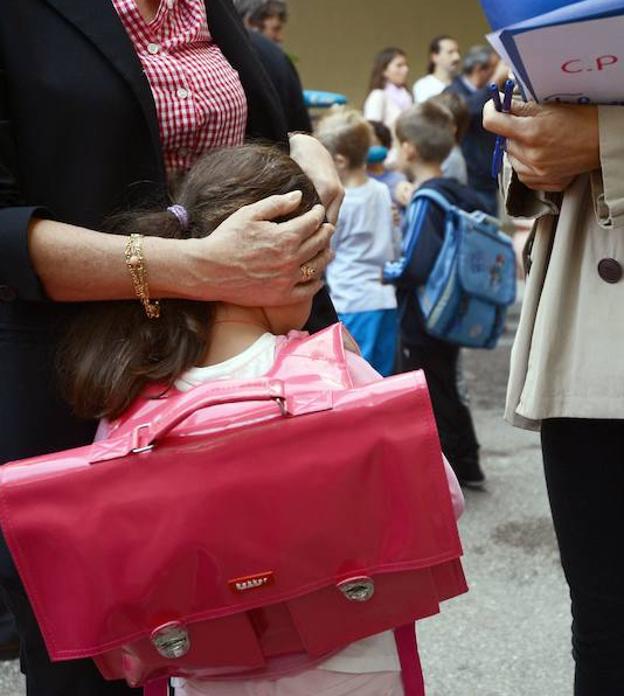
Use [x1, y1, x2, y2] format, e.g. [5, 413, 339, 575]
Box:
[394, 623, 426, 696]
[415, 188, 502, 230]
[143, 679, 168, 696]
[269, 323, 351, 382]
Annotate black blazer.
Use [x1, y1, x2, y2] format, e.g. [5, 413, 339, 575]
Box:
[0, 0, 335, 462]
[445, 77, 497, 194]
[247, 31, 312, 133]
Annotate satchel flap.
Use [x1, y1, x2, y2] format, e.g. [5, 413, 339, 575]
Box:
[0, 371, 463, 660]
[456, 213, 517, 306]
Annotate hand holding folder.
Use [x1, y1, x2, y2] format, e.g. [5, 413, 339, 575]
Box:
[483, 98, 600, 190]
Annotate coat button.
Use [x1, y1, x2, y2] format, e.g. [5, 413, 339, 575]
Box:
[0, 285, 17, 302]
[597, 258, 622, 284]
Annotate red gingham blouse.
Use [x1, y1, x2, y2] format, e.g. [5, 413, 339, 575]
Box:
[112, 0, 248, 178]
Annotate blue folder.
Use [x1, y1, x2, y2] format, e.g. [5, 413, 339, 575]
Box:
[480, 0, 577, 30]
[497, 0, 624, 101]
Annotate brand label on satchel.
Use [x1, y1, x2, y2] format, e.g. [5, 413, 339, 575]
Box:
[228, 571, 275, 593]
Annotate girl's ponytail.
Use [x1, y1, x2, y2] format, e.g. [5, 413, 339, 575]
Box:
[58, 209, 212, 421]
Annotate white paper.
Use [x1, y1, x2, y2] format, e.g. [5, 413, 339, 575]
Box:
[486, 31, 533, 100]
[512, 15, 624, 104]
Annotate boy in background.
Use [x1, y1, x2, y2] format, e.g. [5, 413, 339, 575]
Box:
[383, 101, 485, 487]
[316, 110, 397, 377]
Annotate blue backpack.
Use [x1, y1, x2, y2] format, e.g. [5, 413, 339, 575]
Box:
[410, 189, 516, 349]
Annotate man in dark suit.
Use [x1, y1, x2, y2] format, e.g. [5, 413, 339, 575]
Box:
[445, 46, 508, 216]
[0, 1, 340, 693]
[241, 0, 288, 45]
[233, 0, 312, 133]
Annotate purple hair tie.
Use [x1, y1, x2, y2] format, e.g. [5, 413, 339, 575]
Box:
[167, 204, 189, 229]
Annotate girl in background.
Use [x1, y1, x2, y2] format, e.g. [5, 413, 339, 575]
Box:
[363, 48, 413, 137]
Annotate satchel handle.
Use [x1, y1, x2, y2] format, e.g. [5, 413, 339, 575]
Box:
[89, 379, 290, 463]
[131, 378, 287, 453]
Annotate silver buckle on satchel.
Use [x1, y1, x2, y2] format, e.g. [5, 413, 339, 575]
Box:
[131, 423, 154, 454]
[337, 576, 376, 602]
[151, 621, 191, 659]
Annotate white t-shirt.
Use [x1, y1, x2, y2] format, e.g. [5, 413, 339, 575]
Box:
[412, 73, 447, 103]
[327, 178, 398, 315]
[442, 145, 468, 185]
[363, 87, 410, 131]
[172, 333, 401, 694]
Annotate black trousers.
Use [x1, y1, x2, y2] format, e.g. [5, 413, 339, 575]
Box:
[0, 526, 141, 696]
[397, 341, 480, 473]
[542, 418, 624, 696]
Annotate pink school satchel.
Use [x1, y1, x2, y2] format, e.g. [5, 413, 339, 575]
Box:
[0, 324, 466, 695]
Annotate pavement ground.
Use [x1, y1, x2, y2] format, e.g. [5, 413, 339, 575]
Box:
[417, 304, 574, 696]
[0, 303, 575, 696]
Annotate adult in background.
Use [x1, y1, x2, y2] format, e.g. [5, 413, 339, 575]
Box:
[484, 96, 624, 695]
[0, 1, 341, 694]
[445, 45, 508, 216]
[430, 91, 470, 185]
[413, 35, 461, 104]
[233, 0, 312, 132]
[363, 47, 412, 134]
[245, 0, 288, 44]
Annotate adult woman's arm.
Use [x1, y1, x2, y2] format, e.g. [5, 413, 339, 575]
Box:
[1, 53, 333, 307]
[27, 195, 333, 305]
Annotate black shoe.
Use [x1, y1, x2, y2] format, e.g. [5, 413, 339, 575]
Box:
[455, 460, 486, 490]
[0, 636, 20, 661]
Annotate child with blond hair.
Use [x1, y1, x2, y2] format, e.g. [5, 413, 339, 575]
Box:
[316, 109, 398, 376]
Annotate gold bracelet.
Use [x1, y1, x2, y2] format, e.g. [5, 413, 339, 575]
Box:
[124, 234, 160, 319]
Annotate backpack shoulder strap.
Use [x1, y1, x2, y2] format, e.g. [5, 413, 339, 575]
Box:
[412, 188, 456, 214]
[269, 323, 352, 389]
[143, 679, 168, 696]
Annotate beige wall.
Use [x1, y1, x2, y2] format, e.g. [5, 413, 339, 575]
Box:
[284, 0, 490, 109]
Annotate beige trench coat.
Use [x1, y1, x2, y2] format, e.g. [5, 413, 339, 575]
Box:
[505, 106, 624, 431]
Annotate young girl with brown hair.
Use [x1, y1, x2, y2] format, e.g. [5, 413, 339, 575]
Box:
[58, 143, 464, 695]
[363, 48, 413, 134]
[60, 144, 322, 423]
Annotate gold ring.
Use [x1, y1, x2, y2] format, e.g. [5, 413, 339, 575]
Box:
[300, 263, 317, 281]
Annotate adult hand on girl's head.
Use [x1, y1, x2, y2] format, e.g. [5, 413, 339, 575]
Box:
[288, 133, 345, 224]
[185, 191, 334, 306]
